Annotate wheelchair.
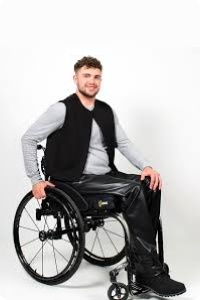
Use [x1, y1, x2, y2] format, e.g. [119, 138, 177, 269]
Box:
[13, 144, 169, 300]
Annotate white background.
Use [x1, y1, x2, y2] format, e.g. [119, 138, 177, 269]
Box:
[0, 0, 200, 299]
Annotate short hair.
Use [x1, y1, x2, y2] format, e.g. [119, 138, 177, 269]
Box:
[74, 56, 102, 72]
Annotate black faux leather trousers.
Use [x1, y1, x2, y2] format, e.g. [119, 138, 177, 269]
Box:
[57, 170, 164, 278]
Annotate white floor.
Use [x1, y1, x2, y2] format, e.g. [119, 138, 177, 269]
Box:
[1, 189, 199, 300]
[0, 232, 199, 300]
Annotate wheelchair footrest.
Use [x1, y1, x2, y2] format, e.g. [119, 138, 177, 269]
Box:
[129, 281, 150, 295]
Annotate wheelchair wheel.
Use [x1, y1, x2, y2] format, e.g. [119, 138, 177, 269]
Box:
[83, 215, 125, 266]
[108, 283, 129, 300]
[13, 187, 85, 285]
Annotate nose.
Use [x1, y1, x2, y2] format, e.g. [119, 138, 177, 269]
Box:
[88, 77, 95, 84]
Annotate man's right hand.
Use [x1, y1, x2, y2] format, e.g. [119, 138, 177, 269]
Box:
[32, 181, 55, 199]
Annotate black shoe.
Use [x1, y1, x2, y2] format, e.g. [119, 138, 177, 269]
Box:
[136, 272, 186, 297]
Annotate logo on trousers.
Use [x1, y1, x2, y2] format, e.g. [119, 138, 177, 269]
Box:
[98, 200, 108, 208]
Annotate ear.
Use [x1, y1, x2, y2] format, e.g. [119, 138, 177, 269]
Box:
[73, 74, 77, 84]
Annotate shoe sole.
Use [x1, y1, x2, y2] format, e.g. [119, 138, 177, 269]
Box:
[136, 283, 186, 297]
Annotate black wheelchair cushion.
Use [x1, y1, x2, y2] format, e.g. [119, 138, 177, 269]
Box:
[50, 180, 89, 211]
[83, 193, 116, 211]
[49, 179, 122, 213]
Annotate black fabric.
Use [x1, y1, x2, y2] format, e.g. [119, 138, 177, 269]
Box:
[135, 273, 186, 296]
[67, 170, 163, 277]
[69, 172, 137, 197]
[50, 179, 89, 211]
[93, 101, 118, 171]
[82, 194, 116, 211]
[45, 93, 117, 181]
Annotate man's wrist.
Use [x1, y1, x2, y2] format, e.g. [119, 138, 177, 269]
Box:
[31, 178, 43, 186]
[143, 165, 153, 170]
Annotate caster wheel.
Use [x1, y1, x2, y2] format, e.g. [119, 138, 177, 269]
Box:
[163, 263, 169, 274]
[107, 283, 129, 300]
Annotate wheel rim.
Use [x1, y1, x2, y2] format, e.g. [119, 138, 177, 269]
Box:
[108, 283, 129, 300]
[14, 190, 84, 283]
[84, 216, 125, 266]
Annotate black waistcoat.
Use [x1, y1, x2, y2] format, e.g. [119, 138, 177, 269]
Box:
[45, 93, 118, 181]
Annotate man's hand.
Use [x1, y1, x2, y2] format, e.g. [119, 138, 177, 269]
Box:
[140, 166, 162, 190]
[32, 181, 55, 199]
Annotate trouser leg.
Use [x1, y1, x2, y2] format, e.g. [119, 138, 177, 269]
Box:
[59, 171, 185, 296]
[65, 172, 163, 278]
[141, 177, 161, 239]
[120, 177, 163, 278]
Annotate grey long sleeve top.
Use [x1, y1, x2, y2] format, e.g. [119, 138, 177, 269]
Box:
[21, 101, 150, 185]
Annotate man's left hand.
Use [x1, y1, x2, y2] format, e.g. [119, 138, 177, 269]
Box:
[140, 166, 162, 190]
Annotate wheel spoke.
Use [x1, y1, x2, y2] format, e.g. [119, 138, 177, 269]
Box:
[14, 189, 85, 285]
[51, 240, 59, 275]
[62, 238, 71, 244]
[43, 215, 49, 231]
[28, 240, 48, 265]
[53, 220, 58, 231]
[36, 198, 60, 232]
[21, 236, 40, 247]
[36, 198, 42, 208]
[42, 241, 44, 277]
[90, 227, 99, 254]
[103, 227, 124, 238]
[24, 208, 40, 231]
[47, 240, 69, 263]
[102, 228, 119, 254]
[19, 225, 38, 233]
[36, 198, 52, 232]
[96, 230, 105, 257]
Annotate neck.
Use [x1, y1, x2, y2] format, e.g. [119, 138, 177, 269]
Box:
[76, 91, 95, 107]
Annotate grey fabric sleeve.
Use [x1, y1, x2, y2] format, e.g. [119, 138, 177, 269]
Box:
[113, 110, 151, 171]
[21, 101, 151, 186]
[21, 102, 66, 185]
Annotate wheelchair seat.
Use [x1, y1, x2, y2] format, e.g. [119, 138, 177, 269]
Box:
[13, 144, 168, 300]
[13, 186, 127, 283]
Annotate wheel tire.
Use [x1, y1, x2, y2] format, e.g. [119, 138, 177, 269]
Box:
[108, 283, 129, 300]
[13, 187, 85, 285]
[83, 215, 125, 266]
[84, 247, 125, 267]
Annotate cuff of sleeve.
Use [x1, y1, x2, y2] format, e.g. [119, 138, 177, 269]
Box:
[140, 161, 152, 170]
[143, 165, 152, 170]
[31, 177, 43, 186]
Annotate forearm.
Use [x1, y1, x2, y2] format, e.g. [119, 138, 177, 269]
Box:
[21, 135, 43, 185]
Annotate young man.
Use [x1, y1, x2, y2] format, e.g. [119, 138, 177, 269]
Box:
[22, 56, 186, 297]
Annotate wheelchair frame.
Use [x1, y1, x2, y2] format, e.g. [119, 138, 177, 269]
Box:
[13, 144, 168, 300]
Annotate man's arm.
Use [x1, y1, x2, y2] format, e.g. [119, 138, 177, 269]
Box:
[113, 110, 150, 170]
[113, 110, 162, 190]
[21, 102, 66, 196]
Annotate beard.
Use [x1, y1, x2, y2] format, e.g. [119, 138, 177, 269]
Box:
[77, 86, 99, 98]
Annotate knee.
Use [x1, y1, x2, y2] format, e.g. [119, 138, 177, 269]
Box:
[142, 176, 151, 186]
[141, 177, 161, 195]
[141, 176, 151, 190]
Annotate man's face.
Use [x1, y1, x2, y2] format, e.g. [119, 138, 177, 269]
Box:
[73, 66, 102, 98]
